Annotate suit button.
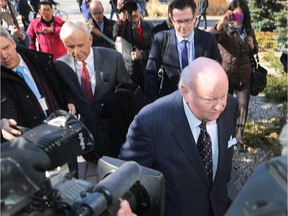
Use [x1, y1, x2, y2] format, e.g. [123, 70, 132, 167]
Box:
[26, 95, 29, 98]
[34, 116, 37, 119]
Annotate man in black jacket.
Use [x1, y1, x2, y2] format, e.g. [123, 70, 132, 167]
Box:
[88, 0, 116, 49]
[1, 26, 78, 176]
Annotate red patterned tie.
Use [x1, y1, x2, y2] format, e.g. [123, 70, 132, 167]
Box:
[197, 121, 213, 184]
[81, 61, 93, 101]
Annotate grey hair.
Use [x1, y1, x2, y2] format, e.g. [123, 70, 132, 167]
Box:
[60, 20, 91, 41]
[0, 25, 14, 41]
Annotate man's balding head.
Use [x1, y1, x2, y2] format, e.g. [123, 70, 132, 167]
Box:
[89, 0, 104, 24]
[179, 57, 229, 122]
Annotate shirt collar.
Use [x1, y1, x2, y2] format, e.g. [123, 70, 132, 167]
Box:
[176, 30, 194, 44]
[77, 47, 93, 65]
[182, 98, 216, 129]
[13, 54, 28, 72]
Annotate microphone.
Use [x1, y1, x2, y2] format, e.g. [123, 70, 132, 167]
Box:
[76, 161, 142, 216]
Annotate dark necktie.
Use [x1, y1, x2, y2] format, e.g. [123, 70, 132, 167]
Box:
[16, 66, 41, 99]
[81, 61, 93, 101]
[197, 121, 213, 184]
[181, 40, 188, 69]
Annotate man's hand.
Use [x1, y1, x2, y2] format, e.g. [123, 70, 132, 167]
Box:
[67, 103, 76, 115]
[1, 118, 21, 141]
[117, 200, 137, 216]
[42, 27, 54, 33]
[117, 0, 125, 10]
[10, 26, 26, 41]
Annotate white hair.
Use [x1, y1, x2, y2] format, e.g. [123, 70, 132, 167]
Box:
[60, 20, 91, 41]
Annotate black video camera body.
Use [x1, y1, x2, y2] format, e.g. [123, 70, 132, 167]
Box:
[121, 0, 138, 13]
[1, 110, 165, 216]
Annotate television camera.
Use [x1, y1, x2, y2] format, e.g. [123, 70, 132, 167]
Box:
[120, 0, 138, 13]
[1, 110, 165, 216]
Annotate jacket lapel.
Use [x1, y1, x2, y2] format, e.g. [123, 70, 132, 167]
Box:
[92, 47, 107, 101]
[194, 29, 205, 59]
[171, 92, 211, 184]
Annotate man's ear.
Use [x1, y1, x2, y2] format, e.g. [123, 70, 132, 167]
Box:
[180, 85, 189, 104]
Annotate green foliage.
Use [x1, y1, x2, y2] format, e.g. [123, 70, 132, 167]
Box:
[246, 30, 287, 156]
[264, 74, 288, 103]
[261, 50, 283, 71]
[248, 0, 284, 32]
[273, 9, 288, 52]
[256, 32, 277, 51]
[244, 120, 283, 156]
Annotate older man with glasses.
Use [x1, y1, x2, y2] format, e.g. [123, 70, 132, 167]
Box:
[88, 0, 116, 49]
[144, 0, 221, 103]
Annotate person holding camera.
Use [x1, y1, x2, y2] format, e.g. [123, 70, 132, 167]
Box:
[113, 0, 154, 90]
[210, 0, 258, 152]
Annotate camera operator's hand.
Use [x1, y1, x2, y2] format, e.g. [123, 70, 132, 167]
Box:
[1, 118, 21, 141]
[10, 26, 26, 41]
[67, 103, 76, 115]
[131, 48, 143, 60]
[117, 200, 137, 216]
[117, 0, 125, 10]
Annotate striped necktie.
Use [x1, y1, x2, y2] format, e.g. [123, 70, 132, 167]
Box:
[81, 61, 94, 101]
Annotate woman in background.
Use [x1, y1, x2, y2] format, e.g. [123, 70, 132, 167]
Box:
[211, 0, 258, 152]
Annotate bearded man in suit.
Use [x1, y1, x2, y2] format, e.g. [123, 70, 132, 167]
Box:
[119, 57, 239, 216]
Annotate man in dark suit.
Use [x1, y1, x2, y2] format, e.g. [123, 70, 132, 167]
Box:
[0, 25, 79, 176]
[145, 0, 221, 102]
[88, 0, 116, 49]
[113, 0, 154, 90]
[56, 20, 131, 161]
[0, 25, 75, 139]
[119, 57, 239, 216]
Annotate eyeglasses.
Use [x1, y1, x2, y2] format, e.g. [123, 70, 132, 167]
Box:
[173, 18, 194, 25]
[91, 11, 103, 15]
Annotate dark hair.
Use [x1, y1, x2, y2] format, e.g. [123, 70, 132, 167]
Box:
[38, 1, 52, 9]
[228, 0, 252, 32]
[168, 0, 196, 17]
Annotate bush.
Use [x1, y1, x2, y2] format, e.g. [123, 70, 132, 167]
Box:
[248, 0, 284, 32]
[264, 74, 288, 104]
[255, 32, 277, 51]
[245, 120, 283, 156]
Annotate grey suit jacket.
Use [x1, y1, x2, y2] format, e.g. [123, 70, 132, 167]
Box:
[145, 28, 222, 102]
[55, 47, 131, 159]
[119, 91, 239, 216]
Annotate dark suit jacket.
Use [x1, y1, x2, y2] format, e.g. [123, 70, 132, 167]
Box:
[145, 28, 222, 102]
[90, 16, 116, 49]
[119, 91, 239, 216]
[113, 19, 154, 75]
[55, 47, 131, 160]
[1, 47, 66, 129]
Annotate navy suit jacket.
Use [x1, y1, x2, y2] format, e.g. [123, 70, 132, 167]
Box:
[145, 28, 222, 102]
[119, 91, 239, 216]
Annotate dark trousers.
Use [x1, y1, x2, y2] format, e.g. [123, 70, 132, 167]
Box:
[229, 82, 251, 145]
